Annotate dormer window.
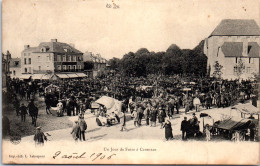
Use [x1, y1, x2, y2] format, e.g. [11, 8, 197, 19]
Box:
[41, 48, 45, 52]
[64, 48, 68, 52]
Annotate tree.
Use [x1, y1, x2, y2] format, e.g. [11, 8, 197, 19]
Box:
[212, 61, 223, 79]
[108, 57, 120, 71]
[234, 58, 245, 79]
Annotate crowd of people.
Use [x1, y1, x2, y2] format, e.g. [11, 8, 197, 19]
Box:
[2, 73, 259, 142]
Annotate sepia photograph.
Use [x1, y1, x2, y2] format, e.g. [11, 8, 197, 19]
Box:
[1, 0, 260, 164]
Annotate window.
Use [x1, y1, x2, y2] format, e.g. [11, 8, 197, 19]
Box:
[57, 65, 61, 71]
[73, 65, 76, 71]
[68, 65, 71, 71]
[249, 58, 251, 64]
[49, 54, 51, 61]
[24, 68, 27, 73]
[38, 56, 40, 62]
[38, 66, 41, 71]
[78, 65, 81, 70]
[28, 53, 30, 56]
[246, 67, 251, 73]
[29, 67, 31, 73]
[63, 65, 66, 71]
[15, 61, 19, 66]
[24, 58, 27, 64]
[47, 55, 50, 62]
[24, 53, 27, 56]
[28, 58, 31, 64]
[73, 56, 76, 62]
[248, 46, 252, 54]
[13, 71, 16, 76]
[236, 57, 238, 63]
[63, 55, 66, 62]
[233, 66, 237, 73]
[57, 55, 61, 61]
[68, 55, 71, 62]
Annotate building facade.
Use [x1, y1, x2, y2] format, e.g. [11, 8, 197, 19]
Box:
[21, 39, 84, 75]
[10, 58, 21, 78]
[83, 51, 107, 77]
[2, 51, 11, 90]
[204, 19, 260, 80]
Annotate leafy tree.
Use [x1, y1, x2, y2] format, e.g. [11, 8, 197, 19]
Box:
[234, 58, 245, 79]
[212, 61, 223, 79]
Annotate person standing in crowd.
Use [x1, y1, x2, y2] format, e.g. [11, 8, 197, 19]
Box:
[44, 95, 51, 115]
[78, 116, 87, 141]
[175, 96, 180, 114]
[193, 96, 201, 112]
[120, 112, 128, 132]
[57, 100, 63, 117]
[71, 121, 80, 142]
[34, 127, 47, 146]
[181, 117, 188, 140]
[205, 94, 212, 109]
[137, 105, 144, 126]
[14, 98, 20, 116]
[158, 107, 166, 129]
[20, 103, 27, 122]
[150, 106, 157, 127]
[205, 124, 211, 141]
[163, 118, 173, 141]
[132, 109, 138, 127]
[28, 99, 38, 127]
[144, 103, 151, 126]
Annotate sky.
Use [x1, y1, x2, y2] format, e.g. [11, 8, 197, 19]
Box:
[2, 0, 260, 60]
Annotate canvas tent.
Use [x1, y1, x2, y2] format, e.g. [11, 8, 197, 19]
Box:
[215, 117, 253, 131]
[232, 103, 260, 115]
[95, 96, 122, 114]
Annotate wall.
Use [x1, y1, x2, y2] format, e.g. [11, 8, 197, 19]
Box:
[205, 35, 260, 80]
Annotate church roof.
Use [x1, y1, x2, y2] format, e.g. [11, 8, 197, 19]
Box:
[210, 19, 260, 37]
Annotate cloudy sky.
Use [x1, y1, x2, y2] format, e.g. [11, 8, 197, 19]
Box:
[2, 0, 260, 59]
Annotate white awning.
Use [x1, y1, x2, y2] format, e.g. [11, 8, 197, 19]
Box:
[56, 74, 70, 78]
[31, 74, 45, 80]
[66, 73, 79, 78]
[42, 74, 52, 80]
[76, 73, 87, 77]
[19, 74, 32, 79]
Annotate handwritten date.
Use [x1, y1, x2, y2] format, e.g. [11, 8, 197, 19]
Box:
[53, 151, 116, 161]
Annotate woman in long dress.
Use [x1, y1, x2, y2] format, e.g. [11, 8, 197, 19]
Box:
[163, 119, 173, 140]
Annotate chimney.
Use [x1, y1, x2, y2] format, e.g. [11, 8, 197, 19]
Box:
[24, 45, 30, 49]
[51, 39, 58, 42]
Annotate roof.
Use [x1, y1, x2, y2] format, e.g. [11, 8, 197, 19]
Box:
[23, 40, 82, 54]
[210, 19, 260, 37]
[34, 42, 82, 54]
[221, 42, 243, 57]
[216, 118, 252, 130]
[248, 42, 260, 58]
[22, 47, 38, 52]
[221, 42, 260, 58]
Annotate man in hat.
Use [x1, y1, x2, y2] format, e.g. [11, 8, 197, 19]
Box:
[191, 113, 198, 127]
[78, 116, 87, 141]
[20, 103, 28, 122]
[34, 127, 47, 146]
[181, 117, 189, 140]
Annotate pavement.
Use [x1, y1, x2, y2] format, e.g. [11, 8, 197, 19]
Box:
[21, 100, 258, 143]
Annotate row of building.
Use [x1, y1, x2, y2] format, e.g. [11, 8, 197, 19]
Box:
[6, 39, 110, 80]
